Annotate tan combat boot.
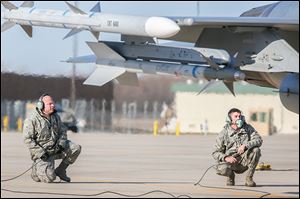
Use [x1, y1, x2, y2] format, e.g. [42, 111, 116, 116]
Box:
[245, 166, 257, 187]
[245, 176, 256, 187]
[226, 172, 235, 186]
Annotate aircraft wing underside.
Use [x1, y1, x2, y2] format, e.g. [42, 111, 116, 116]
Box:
[168, 16, 299, 43]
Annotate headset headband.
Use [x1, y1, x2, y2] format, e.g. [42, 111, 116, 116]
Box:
[39, 93, 50, 101]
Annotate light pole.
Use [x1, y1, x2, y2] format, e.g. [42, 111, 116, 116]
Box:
[70, 1, 78, 109]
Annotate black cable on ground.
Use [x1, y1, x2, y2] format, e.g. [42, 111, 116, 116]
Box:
[194, 162, 271, 198]
[1, 188, 192, 198]
[2, 160, 297, 198]
[1, 160, 42, 182]
[1, 160, 191, 198]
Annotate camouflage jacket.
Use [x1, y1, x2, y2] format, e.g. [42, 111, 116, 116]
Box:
[23, 108, 68, 160]
[212, 123, 263, 162]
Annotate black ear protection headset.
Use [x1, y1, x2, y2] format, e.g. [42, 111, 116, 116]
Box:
[36, 93, 50, 110]
[226, 108, 245, 128]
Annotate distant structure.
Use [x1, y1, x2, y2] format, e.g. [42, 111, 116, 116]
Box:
[1, 72, 114, 132]
[172, 82, 299, 135]
[1, 72, 113, 101]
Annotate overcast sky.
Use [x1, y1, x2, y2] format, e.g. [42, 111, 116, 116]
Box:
[1, 1, 276, 77]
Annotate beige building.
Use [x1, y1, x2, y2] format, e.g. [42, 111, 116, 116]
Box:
[172, 82, 299, 135]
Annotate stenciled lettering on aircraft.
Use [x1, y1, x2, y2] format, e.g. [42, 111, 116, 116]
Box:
[156, 65, 171, 72]
[107, 20, 119, 27]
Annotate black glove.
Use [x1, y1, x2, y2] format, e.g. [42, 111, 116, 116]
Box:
[56, 144, 64, 153]
[40, 152, 49, 161]
[58, 140, 67, 149]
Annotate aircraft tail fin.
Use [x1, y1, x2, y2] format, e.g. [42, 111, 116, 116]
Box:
[1, 1, 18, 10]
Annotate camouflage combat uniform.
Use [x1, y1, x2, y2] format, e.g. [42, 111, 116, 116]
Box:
[212, 123, 262, 185]
[23, 108, 81, 183]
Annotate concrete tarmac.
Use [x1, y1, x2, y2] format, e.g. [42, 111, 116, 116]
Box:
[1, 132, 299, 198]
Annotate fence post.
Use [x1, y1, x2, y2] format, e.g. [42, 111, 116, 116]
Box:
[3, 116, 9, 132]
[153, 120, 158, 136]
[17, 117, 23, 132]
[176, 122, 180, 136]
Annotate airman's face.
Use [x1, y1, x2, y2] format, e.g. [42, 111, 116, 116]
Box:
[42, 96, 55, 115]
[230, 112, 241, 124]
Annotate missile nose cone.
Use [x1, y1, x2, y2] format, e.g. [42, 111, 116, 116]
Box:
[145, 17, 180, 38]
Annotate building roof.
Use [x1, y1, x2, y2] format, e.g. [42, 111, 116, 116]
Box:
[171, 81, 277, 95]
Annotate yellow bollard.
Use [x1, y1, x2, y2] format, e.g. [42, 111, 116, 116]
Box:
[3, 116, 9, 132]
[176, 122, 180, 136]
[17, 117, 23, 132]
[153, 120, 158, 136]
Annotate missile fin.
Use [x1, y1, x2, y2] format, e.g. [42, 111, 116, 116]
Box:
[63, 28, 83, 40]
[1, 1, 18, 10]
[197, 80, 216, 95]
[20, 1, 34, 8]
[91, 31, 100, 40]
[116, 72, 139, 86]
[86, 42, 125, 61]
[83, 65, 125, 87]
[202, 55, 220, 70]
[1, 21, 15, 32]
[64, 55, 96, 64]
[223, 81, 236, 96]
[90, 2, 101, 13]
[65, 1, 86, 15]
[20, 25, 32, 37]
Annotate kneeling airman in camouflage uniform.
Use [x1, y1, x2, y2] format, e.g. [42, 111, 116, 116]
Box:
[23, 94, 81, 183]
[212, 108, 262, 187]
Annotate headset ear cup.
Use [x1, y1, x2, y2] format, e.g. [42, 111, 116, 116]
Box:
[37, 93, 49, 110]
[36, 101, 44, 110]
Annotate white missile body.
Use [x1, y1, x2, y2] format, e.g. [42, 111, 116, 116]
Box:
[66, 42, 246, 93]
[1, 1, 180, 39]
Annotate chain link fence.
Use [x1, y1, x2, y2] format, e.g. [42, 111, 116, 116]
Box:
[1, 99, 167, 134]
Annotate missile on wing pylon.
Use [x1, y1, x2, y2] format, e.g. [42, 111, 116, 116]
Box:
[1, 1, 180, 39]
[65, 42, 246, 95]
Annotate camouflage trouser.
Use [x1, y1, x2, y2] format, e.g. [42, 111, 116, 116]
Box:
[215, 147, 261, 177]
[31, 140, 81, 183]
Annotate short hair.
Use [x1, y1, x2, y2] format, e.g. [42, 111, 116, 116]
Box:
[39, 93, 50, 101]
[228, 108, 242, 115]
